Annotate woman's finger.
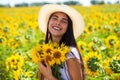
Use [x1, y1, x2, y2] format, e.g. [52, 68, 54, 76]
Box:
[44, 59, 49, 67]
[38, 62, 42, 70]
[38, 62, 45, 70]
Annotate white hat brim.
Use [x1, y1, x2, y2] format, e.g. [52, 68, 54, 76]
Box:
[38, 4, 85, 39]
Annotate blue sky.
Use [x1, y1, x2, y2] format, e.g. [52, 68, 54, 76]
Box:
[0, 0, 119, 6]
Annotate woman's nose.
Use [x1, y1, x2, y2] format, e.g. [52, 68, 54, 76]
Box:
[56, 20, 61, 25]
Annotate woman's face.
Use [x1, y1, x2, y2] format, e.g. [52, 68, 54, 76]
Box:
[48, 12, 68, 38]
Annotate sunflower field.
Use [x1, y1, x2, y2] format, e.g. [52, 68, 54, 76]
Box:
[0, 4, 120, 80]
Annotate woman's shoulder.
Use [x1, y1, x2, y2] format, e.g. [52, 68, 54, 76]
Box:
[67, 46, 80, 59]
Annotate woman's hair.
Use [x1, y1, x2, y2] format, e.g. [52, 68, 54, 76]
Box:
[45, 12, 85, 80]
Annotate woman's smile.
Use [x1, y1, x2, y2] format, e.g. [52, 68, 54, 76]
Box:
[52, 26, 62, 31]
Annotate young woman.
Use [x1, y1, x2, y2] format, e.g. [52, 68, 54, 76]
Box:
[38, 4, 85, 80]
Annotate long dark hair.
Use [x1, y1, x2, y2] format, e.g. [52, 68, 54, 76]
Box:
[45, 12, 85, 80]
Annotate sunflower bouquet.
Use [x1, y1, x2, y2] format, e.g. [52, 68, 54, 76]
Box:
[31, 42, 70, 79]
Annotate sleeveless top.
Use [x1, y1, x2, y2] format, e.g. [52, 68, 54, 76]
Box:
[59, 46, 80, 80]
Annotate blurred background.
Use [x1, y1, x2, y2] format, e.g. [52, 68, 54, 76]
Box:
[0, 0, 120, 80]
[0, 0, 120, 7]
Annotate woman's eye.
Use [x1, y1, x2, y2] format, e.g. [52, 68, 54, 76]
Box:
[61, 20, 68, 24]
[52, 17, 57, 20]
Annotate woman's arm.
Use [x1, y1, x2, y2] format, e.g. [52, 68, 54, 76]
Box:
[38, 60, 57, 80]
[67, 58, 83, 80]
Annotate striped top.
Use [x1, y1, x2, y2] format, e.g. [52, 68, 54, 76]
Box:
[59, 46, 80, 80]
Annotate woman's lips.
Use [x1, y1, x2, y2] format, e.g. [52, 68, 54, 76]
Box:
[52, 26, 61, 31]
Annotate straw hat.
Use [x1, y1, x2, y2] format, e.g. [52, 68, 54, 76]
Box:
[38, 4, 85, 38]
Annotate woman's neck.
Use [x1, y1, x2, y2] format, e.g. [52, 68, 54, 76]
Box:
[52, 36, 62, 44]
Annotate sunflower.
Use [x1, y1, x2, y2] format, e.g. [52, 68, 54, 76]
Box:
[5, 54, 24, 71]
[31, 48, 41, 63]
[88, 42, 98, 52]
[15, 54, 24, 69]
[34, 43, 42, 51]
[109, 55, 120, 73]
[52, 48, 66, 65]
[77, 41, 86, 53]
[83, 28, 89, 37]
[31, 43, 45, 63]
[51, 42, 59, 49]
[116, 52, 120, 59]
[7, 55, 17, 70]
[3, 26, 10, 33]
[13, 69, 23, 80]
[42, 43, 54, 54]
[84, 52, 102, 77]
[7, 38, 19, 49]
[0, 35, 7, 45]
[114, 25, 120, 35]
[110, 59, 120, 73]
[87, 23, 94, 33]
[42, 52, 54, 66]
[105, 35, 119, 48]
[60, 43, 70, 55]
[5, 57, 11, 71]
[103, 58, 114, 75]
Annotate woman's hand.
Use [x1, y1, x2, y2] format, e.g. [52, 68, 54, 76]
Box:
[38, 60, 57, 80]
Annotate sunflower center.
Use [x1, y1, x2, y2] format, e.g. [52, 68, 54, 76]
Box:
[46, 55, 52, 61]
[88, 26, 93, 31]
[109, 39, 115, 46]
[81, 45, 85, 50]
[53, 51, 61, 59]
[92, 45, 97, 51]
[11, 41, 16, 46]
[0, 38, 4, 43]
[88, 57, 99, 72]
[4, 27, 9, 32]
[110, 59, 120, 73]
[46, 48, 52, 53]
[17, 59, 19, 62]
[12, 59, 15, 62]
